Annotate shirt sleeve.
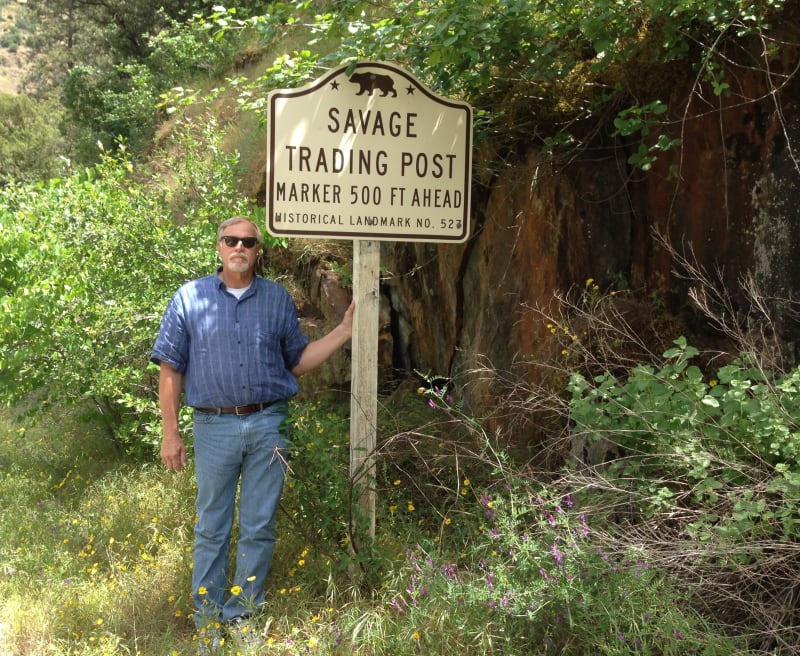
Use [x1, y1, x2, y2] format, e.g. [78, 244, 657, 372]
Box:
[279, 289, 310, 371]
[150, 292, 190, 374]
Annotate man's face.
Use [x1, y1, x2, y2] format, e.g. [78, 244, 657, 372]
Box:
[217, 222, 261, 273]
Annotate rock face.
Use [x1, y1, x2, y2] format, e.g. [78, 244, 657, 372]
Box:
[377, 29, 800, 411]
[265, 23, 800, 421]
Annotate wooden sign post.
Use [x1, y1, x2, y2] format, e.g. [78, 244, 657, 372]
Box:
[348, 240, 380, 536]
[266, 62, 472, 539]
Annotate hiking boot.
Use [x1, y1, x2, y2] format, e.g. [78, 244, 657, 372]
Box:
[195, 623, 224, 655]
[227, 614, 261, 648]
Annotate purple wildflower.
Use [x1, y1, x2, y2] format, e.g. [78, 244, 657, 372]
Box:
[551, 543, 565, 566]
[480, 492, 497, 520]
[390, 597, 404, 614]
[441, 563, 458, 580]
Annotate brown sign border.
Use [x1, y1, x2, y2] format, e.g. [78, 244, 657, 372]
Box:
[266, 61, 472, 243]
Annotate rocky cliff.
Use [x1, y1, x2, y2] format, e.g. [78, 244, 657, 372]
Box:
[255, 13, 800, 434]
[374, 19, 800, 414]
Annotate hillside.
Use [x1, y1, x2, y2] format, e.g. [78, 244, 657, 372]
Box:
[0, 1, 26, 94]
[0, 2, 798, 653]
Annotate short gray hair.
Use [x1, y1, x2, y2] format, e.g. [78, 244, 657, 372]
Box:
[217, 216, 264, 245]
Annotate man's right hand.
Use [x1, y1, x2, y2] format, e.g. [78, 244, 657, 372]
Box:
[158, 362, 187, 471]
[161, 432, 188, 472]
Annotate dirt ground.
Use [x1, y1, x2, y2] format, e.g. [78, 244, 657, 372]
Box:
[0, 2, 26, 94]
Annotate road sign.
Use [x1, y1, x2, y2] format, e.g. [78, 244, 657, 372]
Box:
[266, 62, 472, 243]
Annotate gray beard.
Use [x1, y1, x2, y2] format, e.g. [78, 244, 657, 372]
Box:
[227, 257, 250, 273]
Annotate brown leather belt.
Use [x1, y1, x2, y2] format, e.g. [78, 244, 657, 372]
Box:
[195, 402, 273, 416]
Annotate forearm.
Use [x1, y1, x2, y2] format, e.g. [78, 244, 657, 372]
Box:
[158, 363, 183, 433]
[292, 322, 351, 377]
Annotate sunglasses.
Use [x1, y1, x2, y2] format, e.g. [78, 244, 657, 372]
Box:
[219, 236, 259, 248]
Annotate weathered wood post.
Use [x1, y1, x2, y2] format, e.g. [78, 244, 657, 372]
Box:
[266, 61, 472, 542]
[350, 239, 380, 537]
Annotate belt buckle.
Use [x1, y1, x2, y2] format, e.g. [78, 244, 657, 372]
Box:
[234, 404, 248, 416]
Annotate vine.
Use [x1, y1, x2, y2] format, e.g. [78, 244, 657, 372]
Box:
[192, 0, 794, 171]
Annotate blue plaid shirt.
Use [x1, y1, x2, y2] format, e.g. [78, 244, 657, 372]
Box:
[151, 272, 309, 408]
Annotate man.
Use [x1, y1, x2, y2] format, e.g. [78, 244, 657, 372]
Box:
[151, 216, 354, 642]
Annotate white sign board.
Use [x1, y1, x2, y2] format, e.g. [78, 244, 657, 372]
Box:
[266, 62, 472, 243]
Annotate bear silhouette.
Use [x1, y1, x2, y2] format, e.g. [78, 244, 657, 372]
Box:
[349, 72, 397, 97]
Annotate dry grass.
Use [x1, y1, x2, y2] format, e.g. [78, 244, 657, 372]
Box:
[0, 1, 28, 94]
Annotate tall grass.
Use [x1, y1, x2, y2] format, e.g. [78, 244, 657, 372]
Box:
[0, 403, 195, 655]
[5, 255, 795, 655]
[0, 385, 752, 655]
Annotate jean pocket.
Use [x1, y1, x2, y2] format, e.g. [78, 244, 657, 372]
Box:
[194, 410, 218, 425]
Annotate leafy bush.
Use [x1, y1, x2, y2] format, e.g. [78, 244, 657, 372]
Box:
[529, 275, 800, 652]
[567, 337, 800, 545]
[146, 13, 244, 82]
[0, 94, 65, 184]
[54, 8, 246, 164]
[208, 0, 790, 168]
[0, 128, 272, 455]
[240, 384, 747, 655]
[62, 63, 162, 158]
[282, 402, 354, 569]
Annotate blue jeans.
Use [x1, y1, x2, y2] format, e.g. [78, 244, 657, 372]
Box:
[191, 405, 288, 627]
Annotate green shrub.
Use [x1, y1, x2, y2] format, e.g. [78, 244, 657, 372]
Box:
[0, 135, 270, 456]
[567, 337, 800, 545]
[0, 94, 64, 184]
